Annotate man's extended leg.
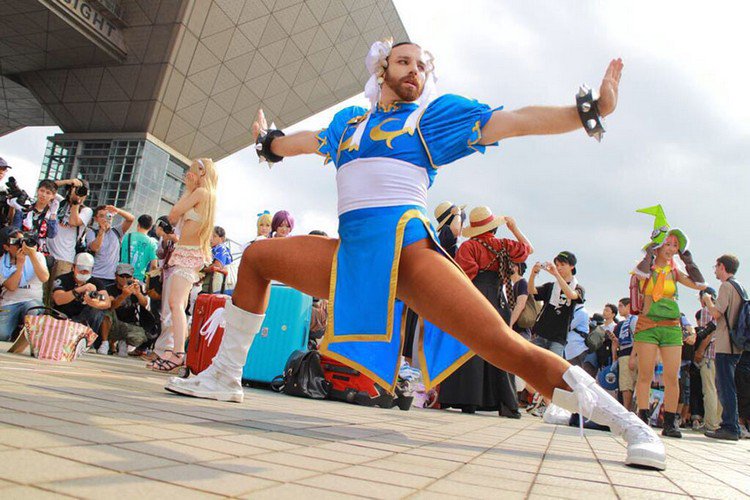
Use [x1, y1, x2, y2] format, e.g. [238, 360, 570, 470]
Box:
[395, 240, 665, 469]
[165, 236, 337, 401]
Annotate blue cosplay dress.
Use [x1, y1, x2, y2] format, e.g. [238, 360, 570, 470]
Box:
[315, 94, 502, 392]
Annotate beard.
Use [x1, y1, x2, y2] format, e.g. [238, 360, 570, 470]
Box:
[383, 70, 423, 101]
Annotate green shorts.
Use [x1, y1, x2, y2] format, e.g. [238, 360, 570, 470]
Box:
[634, 326, 682, 347]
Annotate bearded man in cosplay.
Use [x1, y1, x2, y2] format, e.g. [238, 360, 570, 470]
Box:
[166, 40, 665, 470]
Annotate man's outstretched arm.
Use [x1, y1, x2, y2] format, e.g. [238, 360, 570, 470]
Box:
[479, 58, 623, 143]
[251, 109, 320, 157]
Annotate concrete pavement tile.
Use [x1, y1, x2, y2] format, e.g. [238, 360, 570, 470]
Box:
[40, 423, 154, 444]
[425, 478, 523, 499]
[147, 422, 237, 437]
[315, 441, 395, 459]
[0, 411, 72, 428]
[172, 436, 270, 457]
[529, 483, 618, 500]
[202, 456, 320, 481]
[250, 451, 347, 473]
[444, 470, 531, 494]
[533, 475, 618, 495]
[0, 428, 88, 449]
[334, 464, 435, 489]
[43, 444, 181, 472]
[288, 445, 373, 465]
[667, 479, 748, 499]
[470, 456, 540, 473]
[384, 452, 464, 472]
[297, 473, 415, 498]
[240, 483, 365, 499]
[454, 463, 536, 482]
[0, 485, 74, 499]
[0, 449, 111, 483]
[607, 470, 686, 494]
[365, 457, 449, 479]
[114, 424, 197, 440]
[40, 473, 222, 499]
[132, 463, 278, 496]
[613, 486, 692, 498]
[214, 433, 301, 451]
[409, 492, 474, 500]
[113, 440, 233, 463]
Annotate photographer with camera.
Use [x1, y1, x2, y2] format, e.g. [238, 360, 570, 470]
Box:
[693, 287, 720, 432]
[0, 226, 49, 341]
[86, 205, 135, 288]
[9, 179, 59, 257]
[51, 252, 111, 352]
[46, 178, 93, 283]
[0, 158, 13, 227]
[104, 263, 152, 357]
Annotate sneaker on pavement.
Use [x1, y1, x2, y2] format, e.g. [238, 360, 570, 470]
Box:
[165, 365, 244, 403]
[704, 428, 740, 441]
[96, 340, 110, 355]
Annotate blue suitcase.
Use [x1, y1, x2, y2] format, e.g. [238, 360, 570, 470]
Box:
[242, 284, 312, 384]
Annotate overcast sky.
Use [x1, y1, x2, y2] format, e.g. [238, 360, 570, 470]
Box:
[2, 0, 748, 314]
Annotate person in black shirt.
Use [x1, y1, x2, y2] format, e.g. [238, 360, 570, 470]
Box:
[51, 253, 111, 350]
[105, 263, 151, 356]
[528, 251, 585, 358]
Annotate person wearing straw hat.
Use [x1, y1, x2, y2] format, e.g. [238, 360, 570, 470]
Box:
[433, 201, 466, 258]
[165, 41, 664, 470]
[439, 206, 532, 417]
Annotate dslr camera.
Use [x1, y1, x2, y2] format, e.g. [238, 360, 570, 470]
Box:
[156, 217, 174, 234]
[87, 290, 105, 301]
[74, 183, 88, 197]
[6, 177, 31, 208]
[8, 231, 39, 248]
[694, 322, 717, 345]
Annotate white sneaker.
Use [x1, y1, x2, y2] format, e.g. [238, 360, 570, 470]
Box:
[96, 340, 110, 355]
[740, 426, 750, 440]
[553, 366, 666, 470]
[166, 365, 244, 403]
[117, 341, 128, 357]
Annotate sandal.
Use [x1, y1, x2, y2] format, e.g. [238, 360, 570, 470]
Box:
[145, 350, 169, 368]
[151, 353, 185, 373]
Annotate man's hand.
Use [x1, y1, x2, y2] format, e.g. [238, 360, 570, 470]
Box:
[77, 283, 97, 294]
[21, 242, 37, 258]
[542, 262, 558, 277]
[83, 294, 98, 307]
[130, 283, 143, 298]
[597, 58, 624, 117]
[15, 248, 27, 268]
[251, 108, 269, 143]
[531, 262, 542, 275]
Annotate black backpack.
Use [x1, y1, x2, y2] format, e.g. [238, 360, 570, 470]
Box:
[271, 350, 330, 399]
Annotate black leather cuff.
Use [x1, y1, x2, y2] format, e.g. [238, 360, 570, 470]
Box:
[255, 129, 285, 163]
[576, 85, 605, 142]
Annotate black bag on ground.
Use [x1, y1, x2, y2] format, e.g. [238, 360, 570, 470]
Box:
[271, 350, 330, 399]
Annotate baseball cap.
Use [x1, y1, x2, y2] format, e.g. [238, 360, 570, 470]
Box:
[555, 251, 577, 274]
[0, 157, 11, 169]
[115, 263, 135, 276]
[74, 252, 95, 270]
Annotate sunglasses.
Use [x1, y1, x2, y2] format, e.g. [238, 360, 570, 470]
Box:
[117, 274, 133, 279]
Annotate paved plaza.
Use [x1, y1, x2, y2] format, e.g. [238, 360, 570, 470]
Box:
[1, 345, 748, 499]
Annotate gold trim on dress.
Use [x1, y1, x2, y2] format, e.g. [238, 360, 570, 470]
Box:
[314, 130, 332, 165]
[369, 117, 414, 148]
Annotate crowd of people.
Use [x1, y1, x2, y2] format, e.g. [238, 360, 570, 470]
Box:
[0, 158, 286, 367]
[1, 153, 748, 445]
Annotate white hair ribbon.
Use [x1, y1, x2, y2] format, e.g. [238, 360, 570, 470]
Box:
[349, 39, 438, 149]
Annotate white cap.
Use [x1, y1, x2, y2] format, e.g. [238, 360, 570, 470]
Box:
[74, 252, 95, 270]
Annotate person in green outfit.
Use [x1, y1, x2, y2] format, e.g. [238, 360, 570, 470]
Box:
[631, 205, 706, 439]
[120, 214, 157, 282]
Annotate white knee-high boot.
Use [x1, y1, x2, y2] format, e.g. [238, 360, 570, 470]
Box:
[165, 302, 264, 403]
[552, 366, 667, 470]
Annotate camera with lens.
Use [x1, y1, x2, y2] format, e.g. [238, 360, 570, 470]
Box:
[8, 231, 38, 248]
[156, 217, 173, 234]
[6, 177, 31, 208]
[126, 278, 134, 286]
[87, 290, 105, 301]
[694, 322, 717, 345]
[74, 184, 88, 197]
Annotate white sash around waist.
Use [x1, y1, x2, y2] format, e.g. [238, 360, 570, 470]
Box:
[336, 157, 429, 215]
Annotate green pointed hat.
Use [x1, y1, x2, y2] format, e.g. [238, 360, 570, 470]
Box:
[637, 204, 688, 252]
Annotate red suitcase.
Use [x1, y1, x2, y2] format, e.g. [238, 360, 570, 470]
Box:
[320, 355, 412, 410]
[183, 294, 230, 377]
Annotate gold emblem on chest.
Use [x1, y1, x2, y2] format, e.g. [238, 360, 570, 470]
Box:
[369, 118, 414, 148]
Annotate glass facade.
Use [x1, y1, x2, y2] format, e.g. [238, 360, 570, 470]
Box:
[40, 135, 187, 220]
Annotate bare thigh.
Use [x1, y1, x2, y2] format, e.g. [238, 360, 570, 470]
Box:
[396, 240, 569, 397]
[233, 235, 338, 313]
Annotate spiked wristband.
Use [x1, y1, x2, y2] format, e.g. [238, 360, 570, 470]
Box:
[576, 85, 605, 142]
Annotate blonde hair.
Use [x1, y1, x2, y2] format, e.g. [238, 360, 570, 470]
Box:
[192, 158, 217, 259]
[257, 212, 272, 236]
